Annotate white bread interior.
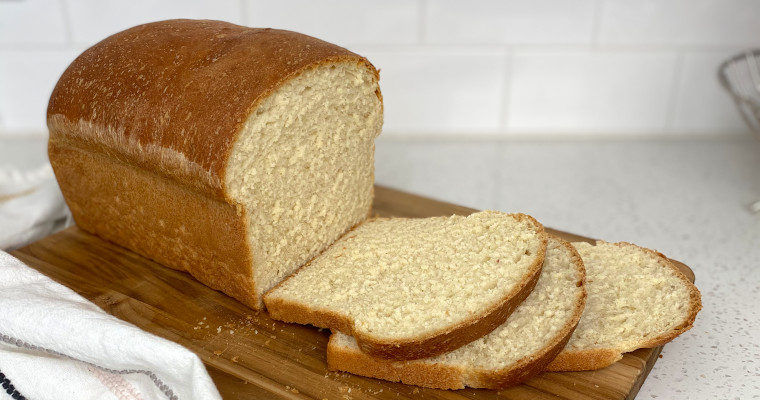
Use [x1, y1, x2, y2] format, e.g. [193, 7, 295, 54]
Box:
[327, 236, 586, 389]
[547, 241, 701, 371]
[264, 211, 546, 357]
[225, 62, 383, 300]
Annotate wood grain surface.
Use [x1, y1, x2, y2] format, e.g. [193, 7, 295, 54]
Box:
[11, 185, 695, 400]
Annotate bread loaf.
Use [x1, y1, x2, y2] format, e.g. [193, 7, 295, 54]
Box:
[546, 241, 702, 371]
[47, 19, 383, 309]
[326, 236, 586, 389]
[264, 211, 547, 360]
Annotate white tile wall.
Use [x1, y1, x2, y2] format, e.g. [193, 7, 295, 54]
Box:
[0, 0, 68, 45]
[245, 0, 420, 45]
[507, 50, 678, 134]
[360, 49, 507, 133]
[425, 0, 596, 45]
[598, 0, 760, 47]
[0, 0, 757, 136]
[670, 51, 748, 132]
[65, 0, 241, 45]
[0, 49, 84, 132]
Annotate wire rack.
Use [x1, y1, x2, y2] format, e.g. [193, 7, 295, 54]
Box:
[719, 49, 760, 135]
[719, 50, 760, 213]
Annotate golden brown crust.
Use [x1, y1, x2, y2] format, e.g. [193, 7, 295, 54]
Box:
[265, 213, 548, 361]
[325, 236, 588, 390]
[48, 142, 260, 308]
[544, 348, 622, 371]
[327, 335, 466, 390]
[47, 19, 380, 310]
[546, 241, 702, 372]
[47, 19, 377, 198]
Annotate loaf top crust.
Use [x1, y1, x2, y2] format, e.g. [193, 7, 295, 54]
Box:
[47, 19, 378, 198]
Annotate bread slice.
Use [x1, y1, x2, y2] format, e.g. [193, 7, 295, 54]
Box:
[546, 241, 702, 371]
[326, 236, 586, 390]
[47, 19, 383, 309]
[264, 211, 547, 360]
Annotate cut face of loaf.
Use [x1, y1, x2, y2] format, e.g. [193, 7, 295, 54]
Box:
[224, 62, 381, 303]
[46, 20, 383, 309]
[326, 236, 587, 390]
[547, 241, 702, 371]
[264, 211, 547, 360]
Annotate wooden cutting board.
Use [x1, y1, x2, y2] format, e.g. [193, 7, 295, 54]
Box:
[11, 185, 695, 400]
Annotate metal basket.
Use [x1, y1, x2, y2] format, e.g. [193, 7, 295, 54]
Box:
[719, 49, 760, 135]
[719, 51, 760, 213]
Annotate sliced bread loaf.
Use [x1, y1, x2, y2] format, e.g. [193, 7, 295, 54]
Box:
[264, 211, 547, 360]
[546, 241, 702, 371]
[47, 20, 383, 309]
[326, 236, 586, 390]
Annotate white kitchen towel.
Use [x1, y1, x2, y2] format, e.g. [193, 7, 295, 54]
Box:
[0, 164, 70, 250]
[0, 250, 223, 400]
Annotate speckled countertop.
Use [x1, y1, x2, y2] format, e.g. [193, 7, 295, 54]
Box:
[375, 136, 760, 400]
[2, 135, 759, 399]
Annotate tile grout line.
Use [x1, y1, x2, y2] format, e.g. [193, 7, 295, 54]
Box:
[298, 43, 747, 54]
[0, 43, 85, 51]
[375, 131, 752, 141]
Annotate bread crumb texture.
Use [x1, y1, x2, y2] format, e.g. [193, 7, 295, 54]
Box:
[565, 241, 699, 353]
[225, 62, 382, 299]
[328, 236, 585, 388]
[269, 211, 545, 340]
